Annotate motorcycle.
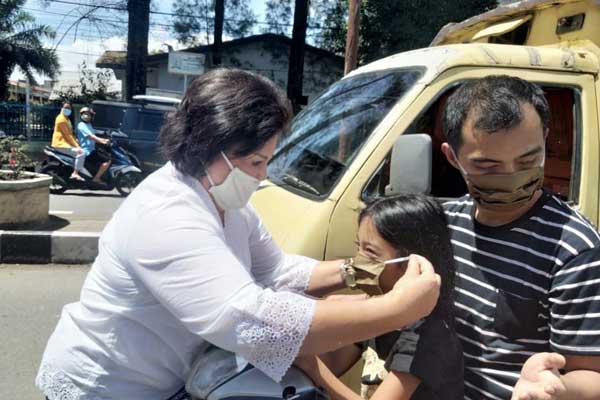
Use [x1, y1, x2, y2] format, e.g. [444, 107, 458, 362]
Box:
[40, 130, 143, 197]
[186, 347, 329, 400]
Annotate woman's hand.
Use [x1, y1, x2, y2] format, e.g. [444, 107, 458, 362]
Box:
[388, 254, 441, 323]
[325, 293, 369, 301]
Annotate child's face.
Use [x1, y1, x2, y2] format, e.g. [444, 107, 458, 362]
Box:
[357, 216, 407, 293]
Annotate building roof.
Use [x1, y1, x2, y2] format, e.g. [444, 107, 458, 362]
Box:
[96, 33, 344, 69]
[8, 80, 51, 93]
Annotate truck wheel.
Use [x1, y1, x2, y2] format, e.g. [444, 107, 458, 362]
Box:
[41, 164, 68, 194]
[115, 171, 142, 197]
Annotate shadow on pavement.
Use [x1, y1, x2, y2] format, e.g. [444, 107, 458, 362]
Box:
[57, 191, 123, 199]
[0, 215, 70, 231]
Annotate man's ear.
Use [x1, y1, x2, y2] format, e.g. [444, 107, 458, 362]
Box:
[441, 142, 460, 170]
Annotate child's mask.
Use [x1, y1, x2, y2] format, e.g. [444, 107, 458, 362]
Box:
[350, 253, 410, 296]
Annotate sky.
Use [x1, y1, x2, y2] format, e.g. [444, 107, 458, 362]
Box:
[12, 0, 517, 86]
[10, 0, 267, 85]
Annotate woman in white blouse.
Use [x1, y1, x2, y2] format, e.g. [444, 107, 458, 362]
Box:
[36, 69, 441, 400]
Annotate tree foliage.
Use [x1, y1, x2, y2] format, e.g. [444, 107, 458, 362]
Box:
[54, 61, 118, 104]
[316, 0, 498, 63]
[261, 0, 344, 41]
[172, 0, 257, 46]
[0, 0, 59, 100]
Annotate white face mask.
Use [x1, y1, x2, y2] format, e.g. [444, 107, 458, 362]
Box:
[206, 152, 261, 210]
[63, 108, 72, 117]
[81, 114, 91, 122]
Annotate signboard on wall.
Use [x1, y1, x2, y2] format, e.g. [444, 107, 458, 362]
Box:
[168, 52, 206, 76]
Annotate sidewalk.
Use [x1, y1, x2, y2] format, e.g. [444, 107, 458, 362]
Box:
[0, 191, 121, 264]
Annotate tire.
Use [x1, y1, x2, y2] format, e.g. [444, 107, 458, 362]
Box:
[115, 171, 142, 197]
[40, 163, 69, 194]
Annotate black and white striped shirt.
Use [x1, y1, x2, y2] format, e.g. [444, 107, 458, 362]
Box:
[444, 191, 600, 400]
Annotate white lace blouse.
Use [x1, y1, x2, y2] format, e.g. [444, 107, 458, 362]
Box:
[36, 163, 317, 400]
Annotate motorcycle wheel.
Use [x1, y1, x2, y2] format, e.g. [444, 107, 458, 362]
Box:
[115, 171, 142, 197]
[41, 163, 68, 194]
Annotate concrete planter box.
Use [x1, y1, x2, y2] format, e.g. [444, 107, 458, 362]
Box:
[0, 170, 52, 226]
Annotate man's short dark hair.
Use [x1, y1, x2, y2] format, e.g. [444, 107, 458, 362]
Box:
[443, 75, 550, 151]
[159, 68, 293, 177]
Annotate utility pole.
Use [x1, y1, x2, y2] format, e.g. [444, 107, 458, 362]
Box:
[338, 0, 360, 161]
[287, 0, 309, 113]
[344, 0, 360, 75]
[125, 0, 150, 100]
[213, 0, 224, 66]
[25, 79, 31, 140]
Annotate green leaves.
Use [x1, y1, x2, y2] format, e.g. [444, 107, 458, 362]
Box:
[314, 0, 498, 64]
[0, 0, 59, 100]
[172, 0, 257, 46]
[54, 61, 118, 104]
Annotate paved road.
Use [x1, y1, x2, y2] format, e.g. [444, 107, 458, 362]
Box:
[0, 264, 89, 400]
[50, 189, 125, 221]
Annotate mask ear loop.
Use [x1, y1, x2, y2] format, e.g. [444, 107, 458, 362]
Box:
[205, 152, 234, 188]
[383, 256, 411, 265]
[205, 170, 216, 187]
[220, 152, 235, 170]
[450, 148, 468, 175]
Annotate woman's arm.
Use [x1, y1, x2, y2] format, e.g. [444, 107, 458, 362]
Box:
[296, 356, 421, 400]
[370, 371, 421, 400]
[88, 133, 109, 145]
[246, 206, 345, 296]
[78, 122, 109, 145]
[305, 259, 346, 297]
[300, 255, 440, 356]
[128, 204, 440, 382]
[295, 356, 362, 400]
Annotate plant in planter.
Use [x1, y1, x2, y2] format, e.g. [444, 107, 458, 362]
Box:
[0, 136, 33, 180]
[0, 136, 53, 226]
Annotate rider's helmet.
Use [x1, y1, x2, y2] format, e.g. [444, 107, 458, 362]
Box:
[79, 107, 96, 116]
[80, 107, 96, 122]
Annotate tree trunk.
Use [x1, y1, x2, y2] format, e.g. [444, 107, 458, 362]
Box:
[125, 0, 150, 100]
[213, 0, 225, 66]
[287, 0, 309, 114]
[0, 66, 10, 101]
[344, 0, 360, 75]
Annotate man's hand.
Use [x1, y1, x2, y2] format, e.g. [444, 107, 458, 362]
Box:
[512, 352, 567, 400]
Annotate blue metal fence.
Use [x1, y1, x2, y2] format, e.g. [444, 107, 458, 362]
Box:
[0, 102, 62, 141]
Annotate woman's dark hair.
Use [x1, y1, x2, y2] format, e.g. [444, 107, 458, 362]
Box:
[443, 75, 549, 152]
[62, 102, 71, 108]
[359, 194, 455, 323]
[160, 68, 293, 177]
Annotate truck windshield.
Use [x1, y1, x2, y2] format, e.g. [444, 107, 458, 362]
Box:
[268, 69, 423, 198]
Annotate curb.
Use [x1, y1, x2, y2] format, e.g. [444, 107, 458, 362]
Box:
[0, 230, 99, 264]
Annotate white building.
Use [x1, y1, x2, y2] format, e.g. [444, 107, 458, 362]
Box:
[96, 33, 344, 102]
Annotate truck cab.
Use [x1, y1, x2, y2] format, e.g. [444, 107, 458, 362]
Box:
[251, 0, 600, 261]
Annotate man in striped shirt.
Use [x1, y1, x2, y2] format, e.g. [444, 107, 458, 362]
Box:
[439, 76, 600, 399]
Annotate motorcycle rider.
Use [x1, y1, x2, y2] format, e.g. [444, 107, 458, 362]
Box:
[76, 107, 111, 185]
[51, 102, 85, 181]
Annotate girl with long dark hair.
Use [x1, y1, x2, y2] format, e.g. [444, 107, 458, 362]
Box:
[298, 194, 463, 400]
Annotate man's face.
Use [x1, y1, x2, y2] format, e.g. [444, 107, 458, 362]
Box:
[444, 102, 546, 177]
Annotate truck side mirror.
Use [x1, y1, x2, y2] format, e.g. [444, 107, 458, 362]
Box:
[385, 134, 432, 196]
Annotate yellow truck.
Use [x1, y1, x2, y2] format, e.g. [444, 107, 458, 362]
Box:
[252, 0, 600, 263]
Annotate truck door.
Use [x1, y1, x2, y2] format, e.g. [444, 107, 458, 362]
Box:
[325, 67, 599, 260]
